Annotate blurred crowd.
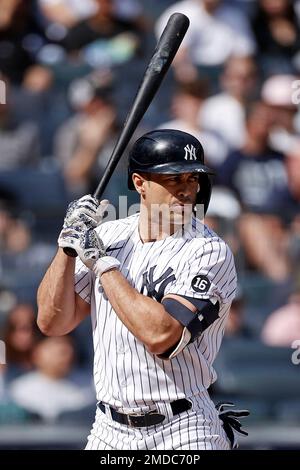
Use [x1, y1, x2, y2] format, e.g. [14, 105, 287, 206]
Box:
[0, 0, 300, 445]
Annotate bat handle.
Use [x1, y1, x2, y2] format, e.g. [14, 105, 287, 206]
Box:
[63, 246, 78, 257]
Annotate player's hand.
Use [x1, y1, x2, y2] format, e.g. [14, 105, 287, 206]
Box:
[58, 223, 106, 270]
[215, 402, 249, 449]
[58, 223, 121, 276]
[62, 195, 109, 231]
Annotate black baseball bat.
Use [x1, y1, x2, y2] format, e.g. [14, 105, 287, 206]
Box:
[64, 12, 189, 257]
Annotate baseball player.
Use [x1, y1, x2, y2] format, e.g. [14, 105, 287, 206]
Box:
[37, 129, 248, 450]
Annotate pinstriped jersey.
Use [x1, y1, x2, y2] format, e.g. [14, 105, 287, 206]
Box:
[74, 213, 237, 411]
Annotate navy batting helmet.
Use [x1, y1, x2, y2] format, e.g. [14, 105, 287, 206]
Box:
[128, 129, 214, 214]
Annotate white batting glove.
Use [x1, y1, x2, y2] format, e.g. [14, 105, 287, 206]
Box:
[58, 223, 105, 269]
[58, 223, 120, 276]
[62, 195, 109, 230]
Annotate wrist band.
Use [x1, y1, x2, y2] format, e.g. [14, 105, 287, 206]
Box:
[93, 256, 121, 278]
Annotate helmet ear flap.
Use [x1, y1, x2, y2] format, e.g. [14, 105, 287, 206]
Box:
[196, 174, 212, 215]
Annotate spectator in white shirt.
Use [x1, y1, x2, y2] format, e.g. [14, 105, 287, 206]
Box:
[9, 336, 93, 422]
[155, 0, 255, 84]
[261, 74, 300, 154]
[158, 78, 228, 168]
[200, 55, 258, 149]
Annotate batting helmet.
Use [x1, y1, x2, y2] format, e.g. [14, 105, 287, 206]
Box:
[128, 129, 214, 214]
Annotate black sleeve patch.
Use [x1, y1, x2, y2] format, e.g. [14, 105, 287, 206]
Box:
[191, 275, 211, 293]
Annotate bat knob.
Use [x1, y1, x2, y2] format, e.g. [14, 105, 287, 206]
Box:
[63, 247, 78, 258]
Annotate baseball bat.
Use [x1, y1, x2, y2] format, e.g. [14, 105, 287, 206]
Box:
[64, 12, 190, 257]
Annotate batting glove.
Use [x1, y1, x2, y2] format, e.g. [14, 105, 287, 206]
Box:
[58, 223, 120, 276]
[62, 195, 109, 230]
[215, 402, 249, 449]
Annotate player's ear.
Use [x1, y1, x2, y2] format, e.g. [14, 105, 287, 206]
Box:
[132, 173, 146, 195]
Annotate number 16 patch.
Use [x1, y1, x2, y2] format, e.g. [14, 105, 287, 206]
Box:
[191, 275, 211, 293]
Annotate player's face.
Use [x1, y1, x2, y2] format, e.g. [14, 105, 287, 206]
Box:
[140, 172, 199, 228]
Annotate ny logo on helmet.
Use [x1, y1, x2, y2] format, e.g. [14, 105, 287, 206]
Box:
[184, 144, 197, 161]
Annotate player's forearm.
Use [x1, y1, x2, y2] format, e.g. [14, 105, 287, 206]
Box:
[100, 270, 182, 354]
[37, 249, 77, 336]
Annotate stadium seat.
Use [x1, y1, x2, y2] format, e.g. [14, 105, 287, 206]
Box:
[57, 404, 96, 426]
[274, 400, 300, 423]
[215, 339, 300, 402]
[0, 165, 67, 215]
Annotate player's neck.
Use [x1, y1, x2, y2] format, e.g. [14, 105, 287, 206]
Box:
[138, 225, 177, 243]
[138, 206, 178, 243]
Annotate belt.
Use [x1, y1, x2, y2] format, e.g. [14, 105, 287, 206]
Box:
[98, 398, 192, 427]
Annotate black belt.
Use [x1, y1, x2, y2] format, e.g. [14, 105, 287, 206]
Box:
[98, 398, 192, 427]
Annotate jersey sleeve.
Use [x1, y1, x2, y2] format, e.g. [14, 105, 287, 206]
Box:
[74, 256, 93, 304]
[164, 239, 237, 304]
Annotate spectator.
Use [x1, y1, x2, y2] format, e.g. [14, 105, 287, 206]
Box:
[0, 202, 13, 251]
[38, 0, 143, 30]
[261, 289, 300, 347]
[0, 284, 17, 319]
[261, 74, 300, 154]
[217, 101, 287, 212]
[204, 186, 242, 261]
[200, 55, 258, 149]
[285, 144, 300, 282]
[0, 214, 56, 275]
[2, 303, 41, 382]
[155, 0, 255, 85]
[158, 78, 228, 168]
[54, 71, 126, 202]
[0, 76, 40, 170]
[0, 0, 44, 83]
[224, 287, 253, 339]
[251, 0, 300, 76]
[240, 213, 290, 282]
[217, 102, 289, 281]
[9, 336, 94, 422]
[261, 141, 300, 223]
[12, 65, 70, 155]
[59, 0, 144, 55]
[38, 0, 98, 29]
[257, 142, 300, 282]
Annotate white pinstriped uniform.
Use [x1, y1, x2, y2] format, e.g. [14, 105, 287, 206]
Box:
[75, 213, 237, 450]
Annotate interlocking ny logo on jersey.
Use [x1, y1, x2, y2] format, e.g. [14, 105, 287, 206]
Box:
[141, 266, 175, 302]
[184, 144, 197, 161]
